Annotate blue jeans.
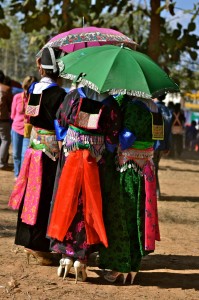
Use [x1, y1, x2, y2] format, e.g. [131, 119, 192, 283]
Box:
[11, 129, 30, 177]
[22, 137, 30, 162]
[0, 121, 11, 168]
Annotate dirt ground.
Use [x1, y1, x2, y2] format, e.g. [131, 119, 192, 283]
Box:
[0, 149, 199, 300]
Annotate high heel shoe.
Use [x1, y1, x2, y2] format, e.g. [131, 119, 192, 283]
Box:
[129, 272, 137, 284]
[104, 271, 128, 284]
[62, 258, 73, 280]
[57, 258, 65, 277]
[24, 248, 55, 266]
[73, 260, 87, 284]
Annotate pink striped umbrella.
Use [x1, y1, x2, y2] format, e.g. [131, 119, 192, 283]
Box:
[37, 26, 137, 57]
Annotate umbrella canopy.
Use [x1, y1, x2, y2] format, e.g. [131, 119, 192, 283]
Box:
[36, 26, 137, 58]
[58, 45, 180, 99]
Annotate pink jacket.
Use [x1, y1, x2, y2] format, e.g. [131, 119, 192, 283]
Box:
[11, 92, 29, 136]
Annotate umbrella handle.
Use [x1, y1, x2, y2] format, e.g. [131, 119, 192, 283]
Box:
[73, 72, 86, 84]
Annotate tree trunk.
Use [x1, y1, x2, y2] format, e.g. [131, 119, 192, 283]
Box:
[4, 44, 9, 75]
[60, 0, 71, 32]
[148, 0, 161, 62]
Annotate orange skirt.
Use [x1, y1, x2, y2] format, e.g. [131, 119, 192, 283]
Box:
[47, 149, 108, 248]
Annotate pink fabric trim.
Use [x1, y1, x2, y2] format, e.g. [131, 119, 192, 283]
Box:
[143, 161, 160, 251]
[8, 148, 43, 225]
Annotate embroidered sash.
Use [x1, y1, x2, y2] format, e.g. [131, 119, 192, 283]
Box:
[8, 127, 59, 225]
[30, 127, 60, 161]
[74, 97, 104, 130]
[26, 93, 42, 116]
[63, 125, 105, 158]
[117, 147, 154, 174]
[151, 112, 164, 140]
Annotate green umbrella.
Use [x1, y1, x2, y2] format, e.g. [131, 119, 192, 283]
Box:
[58, 45, 179, 99]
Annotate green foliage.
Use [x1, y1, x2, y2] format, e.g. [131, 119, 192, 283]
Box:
[0, 23, 11, 38]
[0, 0, 198, 92]
[22, 0, 37, 12]
[0, 15, 44, 82]
[171, 66, 199, 93]
[188, 22, 196, 32]
[21, 9, 52, 32]
[10, 0, 37, 15]
[0, 4, 4, 19]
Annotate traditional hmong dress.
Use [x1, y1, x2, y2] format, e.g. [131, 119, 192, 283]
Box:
[8, 78, 66, 251]
[99, 97, 162, 273]
[47, 87, 121, 262]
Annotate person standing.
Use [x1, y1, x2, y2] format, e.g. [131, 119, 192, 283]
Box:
[47, 86, 121, 283]
[99, 96, 162, 284]
[170, 103, 186, 157]
[8, 47, 66, 265]
[11, 76, 37, 181]
[185, 120, 198, 151]
[153, 94, 173, 199]
[0, 70, 13, 170]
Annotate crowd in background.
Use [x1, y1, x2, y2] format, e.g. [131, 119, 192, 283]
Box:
[0, 70, 38, 179]
[167, 101, 199, 156]
[1, 68, 198, 178]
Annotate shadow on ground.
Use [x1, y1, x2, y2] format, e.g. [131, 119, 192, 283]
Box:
[88, 254, 199, 290]
[134, 272, 199, 290]
[141, 254, 199, 270]
[159, 195, 199, 202]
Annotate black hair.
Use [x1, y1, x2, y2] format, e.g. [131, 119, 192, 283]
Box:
[0, 70, 5, 83]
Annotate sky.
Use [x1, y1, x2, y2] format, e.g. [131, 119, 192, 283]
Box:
[133, 0, 199, 34]
[163, 0, 199, 33]
[96, 0, 199, 34]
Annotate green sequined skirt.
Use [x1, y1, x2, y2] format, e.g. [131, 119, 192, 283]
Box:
[99, 151, 150, 273]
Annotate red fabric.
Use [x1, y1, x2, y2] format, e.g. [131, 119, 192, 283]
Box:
[47, 149, 108, 247]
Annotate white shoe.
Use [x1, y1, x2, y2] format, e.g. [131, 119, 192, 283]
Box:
[57, 257, 73, 279]
[73, 260, 87, 283]
[57, 258, 65, 277]
[63, 258, 73, 280]
[129, 272, 137, 284]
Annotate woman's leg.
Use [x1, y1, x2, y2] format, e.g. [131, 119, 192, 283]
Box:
[21, 137, 30, 163]
[0, 122, 11, 168]
[11, 129, 23, 177]
[176, 134, 183, 156]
